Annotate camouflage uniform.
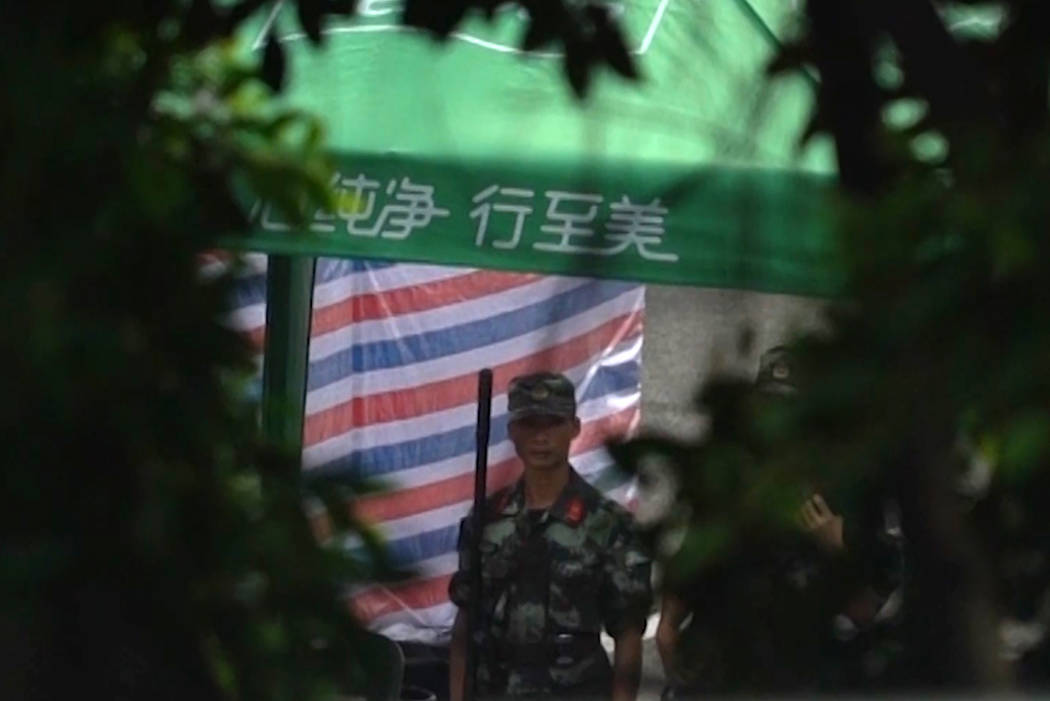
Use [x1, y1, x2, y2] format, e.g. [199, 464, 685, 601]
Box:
[450, 469, 652, 699]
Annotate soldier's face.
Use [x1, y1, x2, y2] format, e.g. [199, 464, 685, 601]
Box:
[508, 414, 581, 470]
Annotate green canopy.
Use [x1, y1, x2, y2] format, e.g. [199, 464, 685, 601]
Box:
[234, 0, 839, 297]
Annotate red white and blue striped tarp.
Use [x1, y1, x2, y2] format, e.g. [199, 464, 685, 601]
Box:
[220, 254, 644, 643]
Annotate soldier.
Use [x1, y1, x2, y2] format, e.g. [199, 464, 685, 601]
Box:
[448, 371, 653, 701]
[655, 346, 905, 696]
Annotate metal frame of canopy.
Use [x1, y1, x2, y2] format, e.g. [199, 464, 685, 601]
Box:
[253, 0, 819, 454]
[260, 256, 316, 454]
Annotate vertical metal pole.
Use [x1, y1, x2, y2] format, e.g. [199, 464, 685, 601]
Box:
[260, 254, 316, 453]
[465, 368, 493, 701]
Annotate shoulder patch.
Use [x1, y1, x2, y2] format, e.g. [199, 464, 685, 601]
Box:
[588, 498, 637, 545]
[591, 491, 631, 520]
[604, 499, 633, 521]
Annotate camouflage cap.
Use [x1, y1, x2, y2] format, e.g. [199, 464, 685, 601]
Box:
[755, 345, 797, 396]
[507, 372, 577, 422]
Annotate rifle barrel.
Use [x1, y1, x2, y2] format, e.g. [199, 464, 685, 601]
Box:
[465, 368, 493, 701]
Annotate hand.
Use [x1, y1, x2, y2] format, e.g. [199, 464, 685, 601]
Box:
[799, 493, 845, 552]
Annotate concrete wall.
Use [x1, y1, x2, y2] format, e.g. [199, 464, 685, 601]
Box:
[640, 284, 828, 440]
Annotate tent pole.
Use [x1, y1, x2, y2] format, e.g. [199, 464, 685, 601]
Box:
[261, 254, 316, 454]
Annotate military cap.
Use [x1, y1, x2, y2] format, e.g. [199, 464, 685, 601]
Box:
[507, 372, 577, 421]
[755, 345, 797, 396]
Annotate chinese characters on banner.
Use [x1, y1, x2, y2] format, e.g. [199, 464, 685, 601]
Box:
[473, 187, 677, 262]
[259, 174, 451, 240]
[255, 172, 679, 263]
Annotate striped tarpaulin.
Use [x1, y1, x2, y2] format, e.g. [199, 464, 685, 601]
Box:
[223, 254, 644, 643]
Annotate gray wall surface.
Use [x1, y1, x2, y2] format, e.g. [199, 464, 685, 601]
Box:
[640, 284, 828, 440]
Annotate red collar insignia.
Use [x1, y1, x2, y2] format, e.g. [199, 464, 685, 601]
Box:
[565, 497, 586, 526]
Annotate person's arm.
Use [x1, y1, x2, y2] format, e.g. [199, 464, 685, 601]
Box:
[612, 624, 644, 701]
[656, 593, 687, 678]
[449, 610, 469, 701]
[601, 510, 653, 701]
[843, 498, 906, 627]
[800, 492, 845, 552]
[804, 493, 905, 627]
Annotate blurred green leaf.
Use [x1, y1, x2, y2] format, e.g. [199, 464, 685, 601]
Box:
[998, 411, 1050, 482]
